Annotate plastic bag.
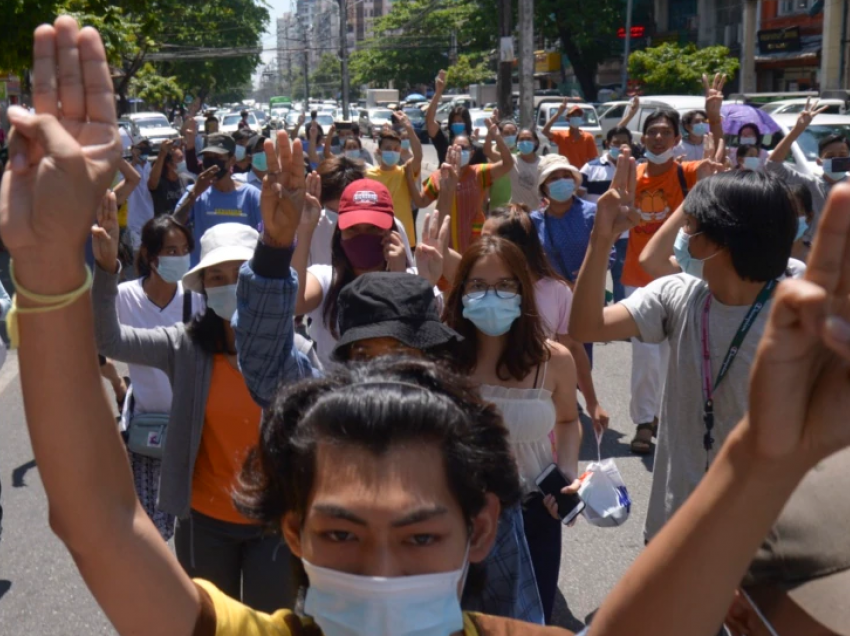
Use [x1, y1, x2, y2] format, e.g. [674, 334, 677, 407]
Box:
[577, 433, 631, 527]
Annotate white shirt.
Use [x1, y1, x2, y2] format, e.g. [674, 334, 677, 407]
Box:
[233, 170, 263, 190]
[673, 139, 705, 162]
[307, 209, 415, 267]
[509, 155, 542, 210]
[127, 161, 155, 234]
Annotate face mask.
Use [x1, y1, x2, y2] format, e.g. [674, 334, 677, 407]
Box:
[175, 160, 188, 173]
[202, 156, 229, 180]
[381, 150, 401, 167]
[345, 149, 361, 160]
[302, 553, 467, 636]
[796, 216, 809, 241]
[743, 156, 760, 171]
[673, 229, 720, 279]
[154, 254, 191, 284]
[450, 122, 466, 136]
[139, 153, 150, 162]
[234, 145, 247, 161]
[401, 139, 411, 150]
[205, 283, 238, 322]
[252, 153, 268, 172]
[331, 143, 342, 154]
[341, 233, 386, 270]
[608, 147, 621, 160]
[569, 116, 584, 128]
[644, 147, 675, 164]
[517, 140, 536, 156]
[462, 293, 522, 336]
[821, 158, 849, 181]
[547, 177, 576, 202]
[739, 136, 757, 145]
[460, 150, 471, 166]
[691, 122, 710, 136]
[503, 135, 517, 148]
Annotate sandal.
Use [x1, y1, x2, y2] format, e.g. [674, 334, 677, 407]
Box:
[630, 420, 658, 455]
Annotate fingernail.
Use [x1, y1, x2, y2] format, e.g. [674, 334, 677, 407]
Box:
[11, 153, 27, 172]
[826, 315, 850, 343]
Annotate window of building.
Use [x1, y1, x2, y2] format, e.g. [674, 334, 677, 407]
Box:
[778, 0, 812, 15]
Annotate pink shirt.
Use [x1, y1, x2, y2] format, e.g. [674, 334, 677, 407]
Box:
[534, 277, 573, 338]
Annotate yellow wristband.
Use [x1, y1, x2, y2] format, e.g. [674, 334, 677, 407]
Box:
[6, 261, 93, 349]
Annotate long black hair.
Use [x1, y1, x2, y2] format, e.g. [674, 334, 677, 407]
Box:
[187, 308, 233, 355]
[322, 225, 359, 339]
[136, 216, 195, 279]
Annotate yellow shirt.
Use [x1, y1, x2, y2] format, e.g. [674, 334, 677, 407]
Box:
[365, 165, 416, 246]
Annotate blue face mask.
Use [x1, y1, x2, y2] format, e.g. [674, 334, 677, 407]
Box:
[503, 135, 517, 148]
[303, 555, 468, 636]
[462, 293, 522, 336]
[673, 229, 720, 279]
[381, 150, 401, 167]
[608, 147, 621, 160]
[205, 284, 238, 322]
[139, 154, 150, 162]
[401, 139, 411, 150]
[154, 255, 191, 284]
[821, 158, 849, 181]
[460, 150, 471, 166]
[345, 150, 361, 160]
[331, 143, 341, 154]
[252, 153, 268, 172]
[234, 145, 247, 161]
[450, 122, 466, 136]
[517, 140, 536, 156]
[547, 177, 576, 203]
[175, 160, 188, 173]
[569, 116, 584, 128]
[796, 216, 809, 241]
[690, 122, 710, 136]
[743, 156, 760, 171]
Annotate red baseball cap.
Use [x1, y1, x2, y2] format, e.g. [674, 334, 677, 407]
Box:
[338, 179, 395, 231]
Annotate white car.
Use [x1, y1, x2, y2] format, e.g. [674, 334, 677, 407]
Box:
[121, 112, 180, 153]
[760, 98, 846, 116]
[597, 95, 707, 142]
[766, 113, 850, 178]
[535, 100, 603, 154]
[219, 112, 262, 135]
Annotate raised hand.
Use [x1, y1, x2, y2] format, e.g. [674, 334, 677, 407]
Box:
[383, 231, 407, 272]
[793, 97, 829, 132]
[435, 69, 447, 95]
[748, 183, 850, 466]
[260, 130, 305, 247]
[593, 148, 639, 243]
[301, 170, 322, 228]
[627, 95, 640, 116]
[193, 165, 219, 197]
[91, 191, 119, 271]
[557, 98, 568, 115]
[0, 16, 121, 292]
[415, 211, 451, 286]
[158, 139, 174, 156]
[392, 110, 411, 130]
[485, 117, 499, 139]
[702, 73, 726, 123]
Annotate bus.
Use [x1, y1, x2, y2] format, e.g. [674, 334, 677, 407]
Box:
[269, 96, 292, 117]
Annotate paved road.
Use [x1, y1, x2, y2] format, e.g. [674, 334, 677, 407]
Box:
[0, 147, 655, 634]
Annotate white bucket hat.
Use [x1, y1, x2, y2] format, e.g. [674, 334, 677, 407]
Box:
[537, 154, 582, 191]
[182, 223, 258, 293]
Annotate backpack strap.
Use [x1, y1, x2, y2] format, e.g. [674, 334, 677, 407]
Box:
[676, 163, 689, 199]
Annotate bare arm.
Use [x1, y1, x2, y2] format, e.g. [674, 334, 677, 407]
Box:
[426, 69, 446, 138]
[147, 139, 172, 191]
[484, 118, 514, 181]
[616, 96, 640, 128]
[703, 74, 726, 146]
[769, 99, 827, 163]
[323, 125, 335, 160]
[639, 202, 685, 278]
[549, 343, 581, 479]
[541, 98, 567, 139]
[111, 158, 140, 207]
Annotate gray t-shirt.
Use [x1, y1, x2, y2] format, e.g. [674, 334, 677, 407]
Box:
[621, 274, 772, 540]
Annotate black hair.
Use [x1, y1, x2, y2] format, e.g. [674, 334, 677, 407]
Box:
[606, 125, 632, 144]
[517, 128, 540, 152]
[738, 124, 760, 139]
[788, 183, 814, 221]
[448, 105, 473, 138]
[135, 216, 195, 278]
[486, 204, 564, 283]
[318, 155, 366, 204]
[187, 308, 234, 354]
[736, 144, 759, 160]
[232, 129, 253, 144]
[681, 109, 707, 127]
[683, 171, 797, 281]
[323, 226, 359, 339]
[498, 120, 518, 134]
[235, 357, 522, 590]
[642, 109, 681, 137]
[818, 133, 850, 156]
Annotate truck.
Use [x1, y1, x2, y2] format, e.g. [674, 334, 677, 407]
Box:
[469, 84, 498, 109]
[366, 88, 399, 108]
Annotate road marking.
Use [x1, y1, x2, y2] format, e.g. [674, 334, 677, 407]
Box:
[0, 347, 19, 396]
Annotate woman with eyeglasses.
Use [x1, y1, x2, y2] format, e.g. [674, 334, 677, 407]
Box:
[443, 235, 581, 623]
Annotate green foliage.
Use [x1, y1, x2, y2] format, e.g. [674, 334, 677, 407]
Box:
[310, 53, 342, 99]
[128, 63, 182, 110]
[628, 43, 740, 95]
[446, 53, 493, 89]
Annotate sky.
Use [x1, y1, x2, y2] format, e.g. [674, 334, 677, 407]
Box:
[260, 0, 292, 67]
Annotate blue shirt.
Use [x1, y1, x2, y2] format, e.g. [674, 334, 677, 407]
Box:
[531, 198, 598, 283]
[178, 184, 262, 265]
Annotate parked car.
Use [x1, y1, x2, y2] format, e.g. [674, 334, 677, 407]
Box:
[219, 111, 263, 135]
[764, 113, 850, 178]
[358, 108, 395, 138]
[402, 107, 428, 142]
[597, 95, 706, 143]
[117, 120, 142, 152]
[535, 100, 603, 154]
[760, 98, 846, 116]
[121, 112, 180, 154]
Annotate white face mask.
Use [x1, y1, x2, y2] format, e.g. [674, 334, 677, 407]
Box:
[302, 547, 469, 636]
[644, 147, 675, 164]
[205, 284, 238, 321]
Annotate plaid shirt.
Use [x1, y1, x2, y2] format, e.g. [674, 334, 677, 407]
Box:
[234, 257, 319, 409]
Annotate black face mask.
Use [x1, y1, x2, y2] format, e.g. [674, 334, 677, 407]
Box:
[202, 155, 229, 180]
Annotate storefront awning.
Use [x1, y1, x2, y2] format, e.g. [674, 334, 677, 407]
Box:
[756, 35, 821, 63]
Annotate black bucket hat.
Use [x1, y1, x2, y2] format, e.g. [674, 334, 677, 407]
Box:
[333, 272, 462, 360]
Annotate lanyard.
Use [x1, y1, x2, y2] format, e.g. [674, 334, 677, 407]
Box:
[700, 279, 776, 470]
[543, 210, 575, 283]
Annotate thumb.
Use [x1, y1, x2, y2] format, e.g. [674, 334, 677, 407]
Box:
[9, 110, 84, 163]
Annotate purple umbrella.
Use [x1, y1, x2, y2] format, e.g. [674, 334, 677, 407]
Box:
[720, 104, 781, 136]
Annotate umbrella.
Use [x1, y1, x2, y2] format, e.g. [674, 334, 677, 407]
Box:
[720, 104, 781, 136]
[405, 93, 427, 102]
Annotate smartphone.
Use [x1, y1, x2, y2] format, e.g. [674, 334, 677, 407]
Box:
[336, 120, 353, 131]
[310, 110, 317, 121]
[535, 464, 585, 525]
[827, 156, 850, 173]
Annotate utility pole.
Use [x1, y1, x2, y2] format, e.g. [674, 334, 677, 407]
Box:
[338, 0, 351, 120]
[303, 21, 311, 104]
[518, 0, 534, 129]
[620, 0, 634, 96]
[497, 0, 513, 117]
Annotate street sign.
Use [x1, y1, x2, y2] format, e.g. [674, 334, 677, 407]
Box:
[757, 27, 802, 54]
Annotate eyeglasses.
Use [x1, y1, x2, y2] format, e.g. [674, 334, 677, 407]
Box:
[463, 278, 520, 300]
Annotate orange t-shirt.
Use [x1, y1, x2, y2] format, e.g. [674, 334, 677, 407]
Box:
[192, 354, 263, 524]
[621, 161, 700, 288]
[550, 129, 598, 169]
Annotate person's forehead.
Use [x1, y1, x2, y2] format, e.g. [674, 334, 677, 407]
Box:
[163, 228, 188, 245]
[647, 120, 674, 131]
[468, 253, 510, 278]
[310, 442, 459, 516]
[821, 141, 850, 156]
[206, 260, 243, 274]
[547, 168, 574, 181]
[611, 134, 630, 144]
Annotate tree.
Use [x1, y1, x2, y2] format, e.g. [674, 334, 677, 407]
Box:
[446, 53, 493, 89]
[129, 64, 182, 111]
[628, 43, 740, 95]
[310, 53, 342, 99]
